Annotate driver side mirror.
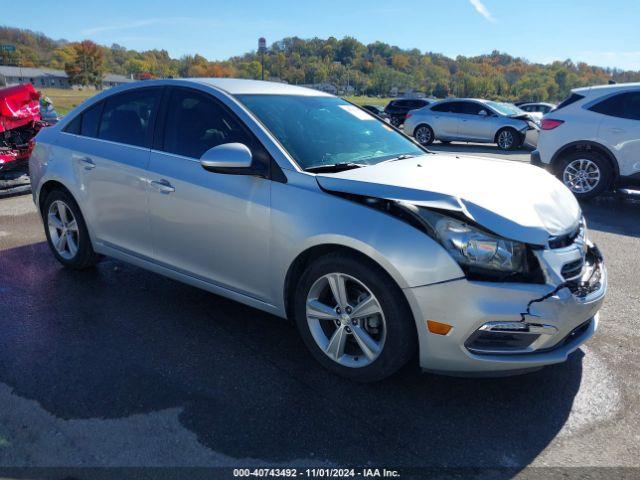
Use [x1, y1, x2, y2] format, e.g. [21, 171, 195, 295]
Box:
[478, 109, 488, 117]
[200, 143, 257, 174]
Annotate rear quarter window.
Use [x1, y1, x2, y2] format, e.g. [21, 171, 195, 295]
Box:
[80, 102, 103, 138]
[555, 93, 585, 111]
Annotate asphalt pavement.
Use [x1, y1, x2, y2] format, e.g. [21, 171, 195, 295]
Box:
[0, 146, 638, 478]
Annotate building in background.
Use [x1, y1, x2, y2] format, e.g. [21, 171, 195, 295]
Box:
[0, 67, 134, 89]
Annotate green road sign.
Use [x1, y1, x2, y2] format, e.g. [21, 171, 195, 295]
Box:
[0, 45, 16, 52]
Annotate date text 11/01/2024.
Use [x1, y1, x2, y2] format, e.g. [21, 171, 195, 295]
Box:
[232, 468, 400, 477]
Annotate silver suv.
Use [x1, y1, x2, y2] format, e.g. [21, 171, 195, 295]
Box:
[30, 79, 605, 382]
[404, 98, 539, 150]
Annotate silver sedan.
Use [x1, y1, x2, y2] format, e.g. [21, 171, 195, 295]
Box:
[30, 79, 604, 382]
[404, 98, 539, 150]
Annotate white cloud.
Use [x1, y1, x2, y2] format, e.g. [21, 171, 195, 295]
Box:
[469, 0, 495, 22]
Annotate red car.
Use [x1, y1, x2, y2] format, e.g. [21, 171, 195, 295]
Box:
[0, 83, 45, 177]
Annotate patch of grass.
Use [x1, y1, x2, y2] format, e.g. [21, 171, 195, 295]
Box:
[343, 95, 394, 107]
[38, 88, 98, 116]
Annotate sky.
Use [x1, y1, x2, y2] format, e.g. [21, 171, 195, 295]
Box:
[4, 0, 640, 70]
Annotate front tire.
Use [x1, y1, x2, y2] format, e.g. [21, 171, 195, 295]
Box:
[414, 124, 435, 146]
[42, 189, 102, 269]
[294, 252, 417, 382]
[557, 151, 613, 200]
[496, 128, 522, 150]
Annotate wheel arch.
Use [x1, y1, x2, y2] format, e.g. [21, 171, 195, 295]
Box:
[283, 244, 408, 322]
[493, 126, 520, 144]
[38, 179, 74, 216]
[550, 141, 620, 179]
[413, 122, 433, 137]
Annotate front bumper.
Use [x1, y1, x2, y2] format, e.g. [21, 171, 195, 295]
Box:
[404, 244, 606, 375]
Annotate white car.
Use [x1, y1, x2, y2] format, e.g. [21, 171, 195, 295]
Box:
[518, 102, 556, 121]
[531, 82, 640, 199]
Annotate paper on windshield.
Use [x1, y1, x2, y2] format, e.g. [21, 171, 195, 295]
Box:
[339, 104, 375, 120]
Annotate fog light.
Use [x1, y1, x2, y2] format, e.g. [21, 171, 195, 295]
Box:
[427, 320, 452, 335]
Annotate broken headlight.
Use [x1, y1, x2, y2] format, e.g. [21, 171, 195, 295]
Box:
[418, 209, 527, 274]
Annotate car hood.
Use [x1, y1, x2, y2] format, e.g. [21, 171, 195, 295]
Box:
[315, 153, 581, 246]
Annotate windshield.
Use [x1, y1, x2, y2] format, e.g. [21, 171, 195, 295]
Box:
[485, 101, 525, 116]
[236, 94, 424, 170]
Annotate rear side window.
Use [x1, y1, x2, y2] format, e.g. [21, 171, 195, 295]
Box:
[162, 88, 251, 159]
[80, 102, 103, 138]
[589, 92, 640, 121]
[63, 115, 81, 134]
[555, 93, 585, 111]
[62, 102, 102, 136]
[98, 88, 160, 147]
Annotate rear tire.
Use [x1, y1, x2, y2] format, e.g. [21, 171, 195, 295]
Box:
[42, 189, 102, 269]
[294, 252, 416, 382]
[557, 150, 613, 200]
[390, 115, 403, 128]
[496, 128, 522, 150]
[414, 124, 435, 146]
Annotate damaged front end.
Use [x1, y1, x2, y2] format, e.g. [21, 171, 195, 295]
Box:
[0, 84, 46, 177]
[315, 176, 606, 372]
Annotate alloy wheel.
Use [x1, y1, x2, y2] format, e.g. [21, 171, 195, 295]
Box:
[563, 158, 601, 194]
[47, 200, 79, 260]
[415, 126, 432, 145]
[497, 130, 514, 149]
[306, 273, 386, 368]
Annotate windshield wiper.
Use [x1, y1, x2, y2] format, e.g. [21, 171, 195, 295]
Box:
[305, 162, 367, 173]
[379, 153, 419, 164]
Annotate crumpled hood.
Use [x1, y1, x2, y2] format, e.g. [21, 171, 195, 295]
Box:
[315, 153, 581, 246]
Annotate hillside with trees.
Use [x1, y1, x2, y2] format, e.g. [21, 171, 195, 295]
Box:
[2, 26, 639, 101]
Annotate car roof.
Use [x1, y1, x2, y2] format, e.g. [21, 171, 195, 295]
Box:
[190, 78, 332, 96]
[94, 78, 333, 98]
[519, 102, 555, 107]
[573, 82, 640, 96]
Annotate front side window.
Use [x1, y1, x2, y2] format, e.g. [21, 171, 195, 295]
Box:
[431, 102, 453, 113]
[162, 89, 251, 158]
[459, 102, 484, 115]
[589, 92, 640, 121]
[98, 88, 160, 147]
[237, 95, 424, 170]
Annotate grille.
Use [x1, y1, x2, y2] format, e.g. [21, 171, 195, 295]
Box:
[561, 258, 585, 280]
[549, 224, 582, 249]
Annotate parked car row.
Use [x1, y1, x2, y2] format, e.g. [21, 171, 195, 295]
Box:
[532, 82, 640, 199]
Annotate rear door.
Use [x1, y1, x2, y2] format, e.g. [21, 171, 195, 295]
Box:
[146, 86, 272, 301]
[591, 91, 640, 177]
[56, 87, 161, 257]
[429, 102, 458, 139]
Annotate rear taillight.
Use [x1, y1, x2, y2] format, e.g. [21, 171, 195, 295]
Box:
[405, 113, 412, 119]
[541, 119, 564, 130]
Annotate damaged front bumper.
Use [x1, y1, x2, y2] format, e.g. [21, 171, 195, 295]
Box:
[403, 243, 606, 375]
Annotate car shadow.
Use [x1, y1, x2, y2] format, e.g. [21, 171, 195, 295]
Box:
[0, 241, 584, 471]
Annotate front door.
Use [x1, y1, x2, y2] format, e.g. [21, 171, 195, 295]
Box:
[147, 87, 272, 301]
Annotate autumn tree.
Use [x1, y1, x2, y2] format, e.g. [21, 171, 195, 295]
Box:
[64, 40, 104, 87]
